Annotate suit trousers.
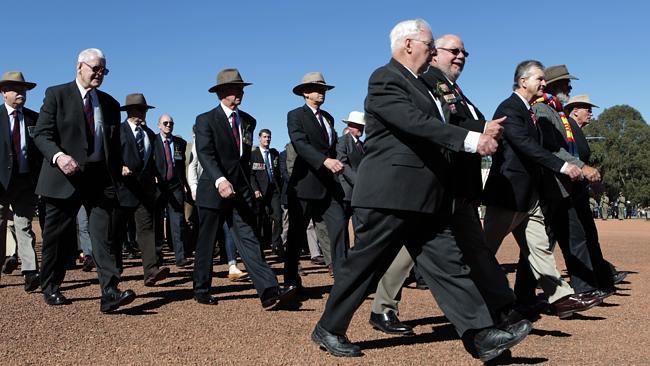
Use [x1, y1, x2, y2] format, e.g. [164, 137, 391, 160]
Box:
[319, 207, 494, 337]
[114, 200, 159, 280]
[193, 201, 278, 299]
[0, 174, 38, 272]
[77, 206, 92, 256]
[256, 184, 283, 248]
[484, 200, 574, 304]
[156, 183, 189, 263]
[285, 194, 345, 286]
[372, 201, 515, 316]
[40, 163, 121, 296]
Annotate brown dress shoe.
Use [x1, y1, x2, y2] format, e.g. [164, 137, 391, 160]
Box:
[553, 293, 602, 319]
[144, 267, 170, 286]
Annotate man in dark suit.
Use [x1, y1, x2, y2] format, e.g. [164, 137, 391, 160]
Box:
[0, 71, 41, 291]
[336, 111, 365, 223]
[154, 113, 192, 268]
[312, 20, 531, 362]
[114, 93, 170, 286]
[192, 68, 295, 308]
[285, 71, 347, 287]
[482, 60, 601, 319]
[250, 129, 283, 257]
[33, 48, 135, 312]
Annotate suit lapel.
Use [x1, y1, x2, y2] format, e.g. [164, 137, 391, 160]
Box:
[215, 105, 238, 153]
[0, 105, 10, 153]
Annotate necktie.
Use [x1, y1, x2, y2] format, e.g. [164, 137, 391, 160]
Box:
[529, 108, 538, 126]
[11, 110, 21, 166]
[135, 126, 145, 161]
[84, 93, 95, 153]
[315, 110, 329, 143]
[230, 112, 241, 152]
[355, 139, 365, 154]
[164, 139, 174, 180]
[264, 149, 274, 182]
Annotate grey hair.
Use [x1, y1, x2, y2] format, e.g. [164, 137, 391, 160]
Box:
[513, 60, 544, 90]
[77, 48, 105, 63]
[390, 19, 431, 54]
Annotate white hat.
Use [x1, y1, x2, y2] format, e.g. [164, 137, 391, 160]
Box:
[342, 111, 365, 126]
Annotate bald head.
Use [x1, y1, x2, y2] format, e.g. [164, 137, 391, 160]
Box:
[431, 34, 466, 82]
[158, 113, 175, 137]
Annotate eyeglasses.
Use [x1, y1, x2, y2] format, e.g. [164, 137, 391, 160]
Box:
[411, 39, 435, 51]
[82, 62, 109, 75]
[437, 47, 469, 58]
[161, 121, 174, 126]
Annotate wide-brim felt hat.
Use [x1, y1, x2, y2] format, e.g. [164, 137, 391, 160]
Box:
[292, 71, 335, 96]
[0, 71, 36, 90]
[545, 64, 578, 85]
[565, 94, 599, 110]
[208, 68, 252, 93]
[120, 93, 155, 111]
[341, 111, 366, 126]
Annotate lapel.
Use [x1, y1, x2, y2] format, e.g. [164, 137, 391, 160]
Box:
[215, 105, 239, 153]
[302, 104, 329, 148]
[387, 59, 444, 122]
[0, 105, 10, 152]
[511, 93, 540, 140]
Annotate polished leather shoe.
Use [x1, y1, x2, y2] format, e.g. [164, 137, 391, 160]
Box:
[327, 264, 334, 278]
[553, 293, 602, 319]
[2, 256, 18, 274]
[82, 256, 95, 272]
[24, 273, 40, 292]
[415, 278, 428, 290]
[310, 255, 325, 266]
[472, 320, 531, 362]
[369, 312, 414, 336]
[175, 258, 193, 268]
[311, 323, 362, 357]
[578, 288, 615, 301]
[44, 292, 70, 306]
[100, 289, 136, 313]
[227, 271, 249, 282]
[194, 293, 218, 305]
[144, 267, 170, 286]
[261, 285, 297, 309]
[613, 271, 628, 284]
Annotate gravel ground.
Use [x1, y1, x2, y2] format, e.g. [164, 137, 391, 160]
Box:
[0, 219, 648, 365]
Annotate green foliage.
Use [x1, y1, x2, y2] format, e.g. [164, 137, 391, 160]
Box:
[584, 105, 650, 206]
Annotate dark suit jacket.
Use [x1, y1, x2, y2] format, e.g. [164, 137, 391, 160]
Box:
[482, 93, 566, 211]
[116, 122, 160, 207]
[33, 81, 121, 199]
[287, 104, 343, 201]
[195, 105, 256, 209]
[351, 58, 469, 214]
[0, 105, 42, 190]
[153, 133, 189, 202]
[250, 146, 282, 195]
[336, 133, 364, 201]
[421, 67, 486, 201]
[279, 149, 289, 206]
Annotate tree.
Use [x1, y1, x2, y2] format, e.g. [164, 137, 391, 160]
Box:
[584, 105, 650, 207]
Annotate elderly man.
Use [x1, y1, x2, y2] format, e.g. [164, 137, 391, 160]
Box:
[482, 60, 602, 319]
[113, 93, 170, 286]
[285, 71, 347, 286]
[0, 71, 42, 292]
[336, 111, 365, 223]
[367, 34, 519, 336]
[154, 113, 192, 268]
[312, 20, 531, 362]
[34, 48, 135, 312]
[192, 68, 295, 308]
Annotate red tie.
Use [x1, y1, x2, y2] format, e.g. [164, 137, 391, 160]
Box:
[355, 139, 365, 154]
[164, 139, 174, 180]
[11, 110, 21, 166]
[230, 112, 241, 152]
[84, 93, 95, 153]
[315, 110, 329, 143]
[529, 108, 538, 126]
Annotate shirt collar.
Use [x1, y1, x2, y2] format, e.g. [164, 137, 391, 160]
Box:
[5, 103, 19, 116]
[220, 102, 237, 118]
[127, 119, 143, 132]
[75, 79, 96, 100]
[306, 104, 319, 115]
[514, 91, 531, 110]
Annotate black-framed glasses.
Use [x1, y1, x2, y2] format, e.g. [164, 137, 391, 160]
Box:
[161, 121, 174, 126]
[437, 47, 469, 57]
[82, 62, 109, 75]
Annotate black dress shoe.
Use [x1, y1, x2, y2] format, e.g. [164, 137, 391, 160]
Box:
[311, 323, 362, 357]
[2, 256, 18, 274]
[194, 292, 218, 305]
[613, 271, 628, 284]
[144, 267, 170, 286]
[310, 256, 325, 266]
[175, 258, 193, 268]
[44, 292, 70, 306]
[415, 278, 428, 290]
[261, 285, 297, 309]
[369, 312, 414, 336]
[100, 289, 136, 313]
[82, 256, 95, 272]
[24, 272, 40, 292]
[471, 320, 531, 362]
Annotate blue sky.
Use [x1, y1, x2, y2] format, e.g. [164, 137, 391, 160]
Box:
[4, 1, 649, 148]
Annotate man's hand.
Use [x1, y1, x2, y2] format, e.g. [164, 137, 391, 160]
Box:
[217, 179, 236, 199]
[122, 166, 132, 176]
[254, 190, 263, 199]
[563, 163, 583, 181]
[476, 134, 499, 156]
[191, 191, 197, 201]
[323, 158, 344, 175]
[582, 165, 601, 182]
[484, 117, 506, 139]
[56, 154, 80, 176]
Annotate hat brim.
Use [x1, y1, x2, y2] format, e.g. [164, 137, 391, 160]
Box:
[119, 104, 156, 111]
[292, 83, 335, 96]
[341, 119, 365, 126]
[565, 101, 599, 110]
[208, 82, 252, 93]
[546, 74, 578, 85]
[0, 80, 37, 90]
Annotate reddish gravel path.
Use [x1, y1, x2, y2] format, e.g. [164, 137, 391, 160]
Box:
[0, 219, 648, 365]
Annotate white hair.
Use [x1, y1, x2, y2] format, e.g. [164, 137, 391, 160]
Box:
[77, 48, 105, 63]
[389, 19, 431, 54]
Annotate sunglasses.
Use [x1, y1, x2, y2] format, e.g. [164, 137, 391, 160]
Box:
[437, 47, 469, 57]
[82, 62, 109, 75]
[161, 121, 174, 126]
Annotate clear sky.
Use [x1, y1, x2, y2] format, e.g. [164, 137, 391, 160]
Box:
[4, 0, 649, 148]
